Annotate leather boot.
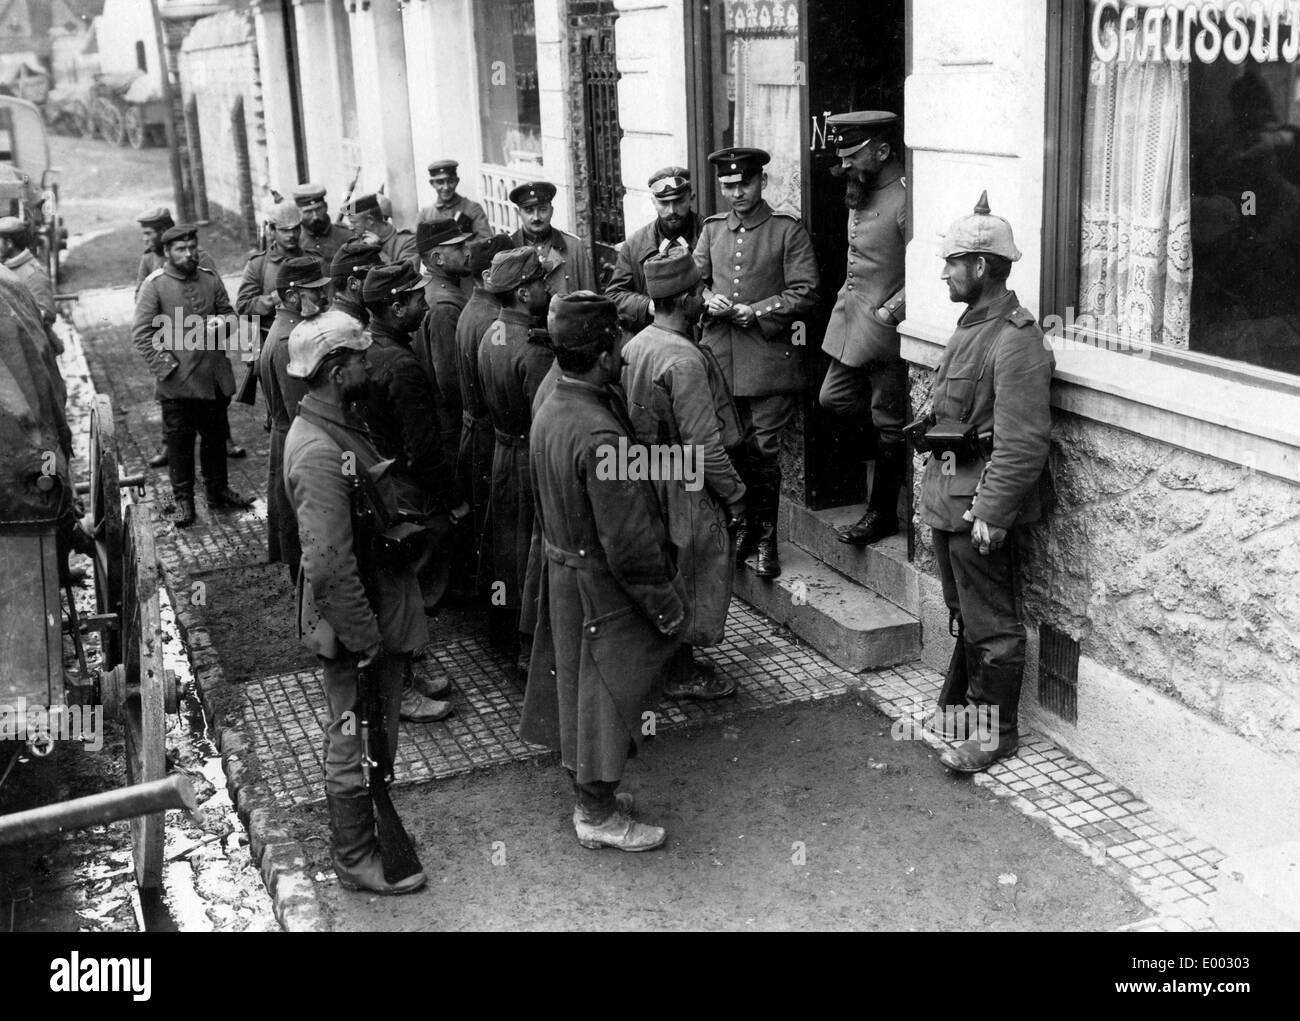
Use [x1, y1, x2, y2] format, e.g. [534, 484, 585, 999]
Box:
[148, 449, 168, 469]
[326, 793, 426, 894]
[752, 468, 781, 578]
[734, 517, 755, 565]
[172, 495, 196, 528]
[839, 440, 906, 545]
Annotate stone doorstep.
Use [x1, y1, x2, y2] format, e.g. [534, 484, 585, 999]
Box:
[780, 499, 919, 615]
[1209, 842, 1300, 933]
[732, 544, 919, 674]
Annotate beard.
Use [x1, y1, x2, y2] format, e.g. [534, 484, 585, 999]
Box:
[341, 379, 371, 404]
[843, 167, 879, 210]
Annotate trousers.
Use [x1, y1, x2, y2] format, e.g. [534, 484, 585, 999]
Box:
[161, 397, 228, 499]
[320, 650, 408, 798]
[817, 356, 909, 444]
[733, 392, 797, 472]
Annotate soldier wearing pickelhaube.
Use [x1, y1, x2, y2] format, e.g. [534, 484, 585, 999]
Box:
[917, 192, 1054, 773]
[819, 111, 911, 548]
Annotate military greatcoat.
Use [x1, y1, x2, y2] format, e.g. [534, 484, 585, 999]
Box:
[519, 376, 684, 785]
[257, 306, 306, 568]
[454, 284, 503, 540]
[509, 227, 596, 297]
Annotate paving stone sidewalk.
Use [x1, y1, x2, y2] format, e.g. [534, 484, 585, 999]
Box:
[69, 285, 1227, 931]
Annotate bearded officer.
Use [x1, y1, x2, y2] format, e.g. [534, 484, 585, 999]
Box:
[520, 292, 685, 852]
[919, 192, 1053, 773]
[694, 147, 819, 578]
[418, 159, 491, 240]
[820, 111, 911, 547]
[606, 167, 702, 332]
[293, 182, 353, 265]
[347, 192, 418, 270]
[509, 181, 596, 296]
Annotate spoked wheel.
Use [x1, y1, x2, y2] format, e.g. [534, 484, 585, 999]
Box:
[124, 106, 145, 150]
[94, 97, 125, 146]
[89, 395, 124, 669]
[120, 503, 169, 890]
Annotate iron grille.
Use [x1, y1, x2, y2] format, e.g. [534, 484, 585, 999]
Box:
[581, 30, 625, 249]
[1038, 624, 1079, 724]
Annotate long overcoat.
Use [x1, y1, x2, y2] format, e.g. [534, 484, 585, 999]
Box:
[519, 376, 685, 784]
[258, 305, 306, 567]
[454, 284, 502, 540]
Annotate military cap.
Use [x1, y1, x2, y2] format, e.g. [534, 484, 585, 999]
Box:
[160, 224, 198, 246]
[348, 192, 381, 216]
[0, 215, 28, 238]
[416, 218, 472, 255]
[508, 181, 557, 208]
[547, 291, 619, 352]
[286, 309, 372, 379]
[136, 206, 174, 229]
[939, 190, 1022, 262]
[275, 256, 331, 292]
[330, 239, 384, 280]
[826, 110, 898, 156]
[268, 199, 303, 229]
[467, 233, 515, 276]
[362, 261, 431, 303]
[643, 248, 701, 300]
[482, 247, 544, 293]
[427, 159, 459, 178]
[648, 166, 691, 200]
[292, 182, 327, 207]
[707, 147, 770, 184]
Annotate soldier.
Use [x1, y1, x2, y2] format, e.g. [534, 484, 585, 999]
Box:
[508, 181, 596, 296]
[694, 147, 820, 577]
[238, 199, 304, 327]
[606, 167, 701, 332]
[819, 111, 911, 547]
[476, 248, 555, 669]
[329, 239, 384, 326]
[414, 219, 473, 474]
[132, 225, 254, 527]
[455, 234, 515, 552]
[622, 248, 746, 701]
[918, 192, 1054, 773]
[281, 310, 426, 895]
[520, 292, 685, 852]
[258, 256, 331, 580]
[418, 159, 491, 240]
[135, 206, 218, 294]
[347, 192, 418, 270]
[0, 215, 55, 325]
[293, 182, 353, 265]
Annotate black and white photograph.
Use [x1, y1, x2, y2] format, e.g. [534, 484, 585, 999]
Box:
[0, 0, 1293, 970]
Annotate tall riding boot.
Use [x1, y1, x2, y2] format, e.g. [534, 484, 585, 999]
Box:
[733, 462, 757, 565]
[839, 439, 907, 546]
[326, 793, 426, 895]
[753, 467, 782, 578]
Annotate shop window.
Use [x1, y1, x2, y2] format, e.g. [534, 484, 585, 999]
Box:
[1077, 1, 1300, 377]
[474, 0, 543, 169]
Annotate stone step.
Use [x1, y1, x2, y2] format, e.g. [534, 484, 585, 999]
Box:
[780, 501, 920, 615]
[732, 544, 919, 674]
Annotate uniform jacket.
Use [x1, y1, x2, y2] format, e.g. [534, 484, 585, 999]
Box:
[821, 167, 906, 367]
[519, 376, 684, 784]
[5, 249, 55, 325]
[418, 195, 492, 241]
[376, 223, 419, 270]
[136, 248, 218, 295]
[360, 318, 458, 508]
[693, 200, 820, 397]
[621, 321, 745, 646]
[416, 270, 469, 491]
[509, 227, 596, 296]
[454, 284, 503, 537]
[283, 393, 427, 658]
[131, 262, 237, 401]
[258, 306, 307, 566]
[606, 214, 701, 331]
[300, 222, 354, 265]
[919, 290, 1054, 533]
[236, 247, 291, 327]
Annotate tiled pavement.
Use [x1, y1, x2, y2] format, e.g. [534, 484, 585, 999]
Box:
[68, 285, 1229, 931]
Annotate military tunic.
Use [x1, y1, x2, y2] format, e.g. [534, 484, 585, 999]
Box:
[4, 248, 55, 325]
[375, 223, 419, 270]
[509, 227, 596, 297]
[299, 221, 354, 265]
[519, 376, 684, 785]
[418, 195, 492, 241]
[137, 248, 218, 294]
[455, 284, 502, 542]
[415, 268, 469, 478]
[606, 214, 701, 332]
[257, 306, 307, 570]
[131, 263, 238, 401]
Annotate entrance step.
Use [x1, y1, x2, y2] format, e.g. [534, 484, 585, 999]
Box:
[780, 501, 919, 615]
[732, 544, 919, 673]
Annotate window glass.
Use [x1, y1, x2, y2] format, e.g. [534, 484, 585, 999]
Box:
[474, 0, 543, 169]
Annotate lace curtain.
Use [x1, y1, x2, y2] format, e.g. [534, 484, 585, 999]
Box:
[1079, 54, 1193, 349]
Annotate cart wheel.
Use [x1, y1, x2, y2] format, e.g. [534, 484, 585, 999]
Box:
[70, 100, 92, 138]
[121, 503, 168, 890]
[95, 98, 125, 146]
[125, 106, 145, 150]
[89, 395, 124, 669]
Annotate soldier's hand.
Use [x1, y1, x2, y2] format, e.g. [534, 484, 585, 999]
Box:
[705, 293, 734, 316]
[730, 303, 757, 328]
[725, 499, 747, 531]
[969, 516, 1008, 556]
[357, 641, 383, 669]
[657, 609, 685, 637]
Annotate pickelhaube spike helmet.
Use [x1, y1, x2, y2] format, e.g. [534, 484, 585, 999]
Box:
[939, 191, 1022, 262]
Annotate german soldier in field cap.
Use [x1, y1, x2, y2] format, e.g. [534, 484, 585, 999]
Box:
[509, 181, 596, 296]
[293, 182, 352, 264]
[621, 248, 746, 702]
[918, 192, 1053, 773]
[329, 239, 385, 326]
[418, 159, 491, 240]
[132, 224, 254, 527]
[694, 146, 819, 577]
[477, 247, 555, 672]
[135, 206, 218, 294]
[258, 256, 331, 579]
[347, 192, 418, 270]
[820, 111, 912, 548]
[281, 309, 426, 895]
[0, 215, 55, 325]
[607, 167, 701, 332]
[520, 291, 685, 853]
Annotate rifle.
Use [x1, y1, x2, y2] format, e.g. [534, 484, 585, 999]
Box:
[349, 472, 424, 885]
[338, 165, 362, 224]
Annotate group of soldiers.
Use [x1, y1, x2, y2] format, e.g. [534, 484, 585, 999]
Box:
[125, 110, 1053, 896]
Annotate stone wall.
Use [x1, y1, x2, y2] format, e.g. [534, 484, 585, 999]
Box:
[178, 9, 265, 244]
